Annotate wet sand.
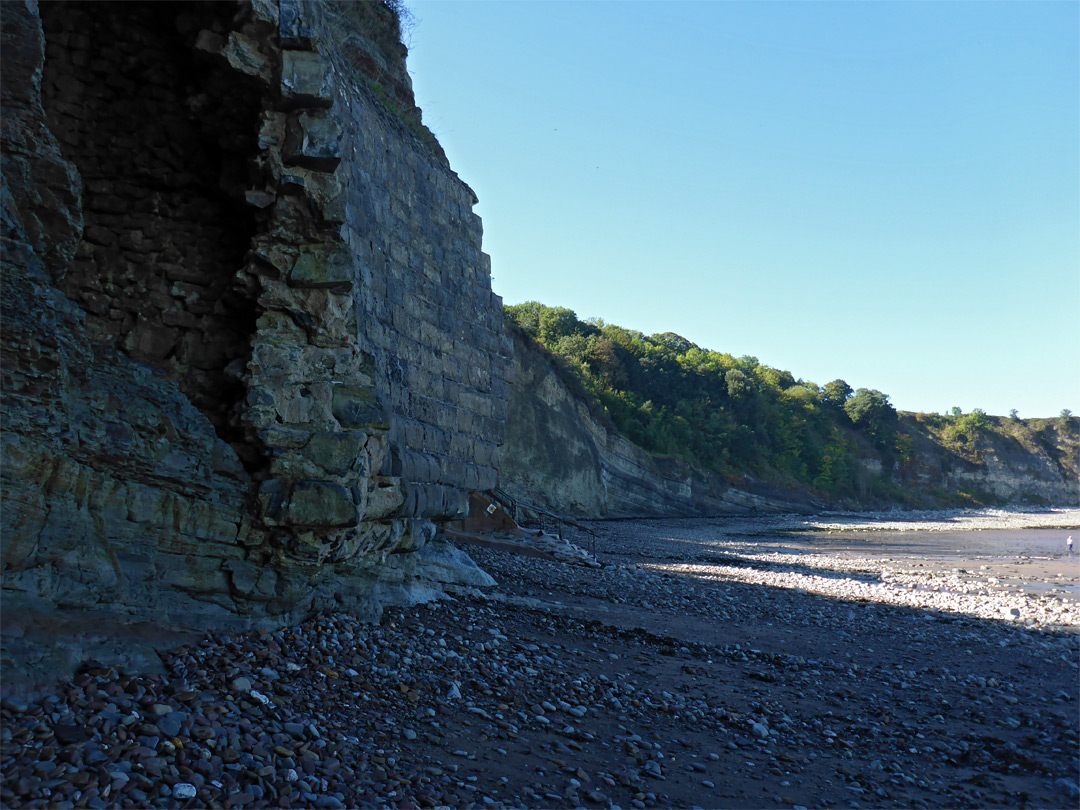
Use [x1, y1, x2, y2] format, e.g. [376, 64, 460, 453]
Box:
[779, 528, 1080, 600]
[598, 508, 1080, 607]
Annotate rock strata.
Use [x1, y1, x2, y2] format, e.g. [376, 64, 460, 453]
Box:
[1, 0, 509, 687]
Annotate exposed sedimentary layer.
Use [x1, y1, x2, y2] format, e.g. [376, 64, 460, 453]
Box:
[499, 330, 1078, 518]
[499, 330, 814, 518]
[1, 0, 510, 684]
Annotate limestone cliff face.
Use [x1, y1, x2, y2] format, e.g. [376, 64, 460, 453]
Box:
[499, 330, 815, 517]
[1, 0, 510, 675]
[500, 331, 1079, 517]
[897, 417, 1079, 507]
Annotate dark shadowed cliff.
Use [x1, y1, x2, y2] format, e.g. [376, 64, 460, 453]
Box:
[1, 0, 507, 684]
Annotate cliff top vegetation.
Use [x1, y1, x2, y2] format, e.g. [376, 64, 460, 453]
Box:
[506, 301, 1079, 506]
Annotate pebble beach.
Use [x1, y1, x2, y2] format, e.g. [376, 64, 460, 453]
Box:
[2, 509, 1078, 809]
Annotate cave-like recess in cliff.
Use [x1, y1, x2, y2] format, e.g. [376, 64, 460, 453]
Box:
[39, 1, 266, 472]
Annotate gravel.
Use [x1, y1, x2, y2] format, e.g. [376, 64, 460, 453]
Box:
[1, 510, 1078, 809]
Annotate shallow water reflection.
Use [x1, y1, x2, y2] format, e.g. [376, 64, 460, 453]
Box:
[777, 528, 1080, 600]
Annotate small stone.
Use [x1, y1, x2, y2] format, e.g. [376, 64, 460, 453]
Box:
[173, 783, 197, 799]
[230, 677, 252, 693]
[53, 723, 89, 745]
[1056, 778, 1080, 800]
[2, 697, 28, 713]
[158, 715, 183, 738]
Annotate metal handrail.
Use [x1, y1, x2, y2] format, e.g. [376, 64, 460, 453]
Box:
[490, 487, 597, 554]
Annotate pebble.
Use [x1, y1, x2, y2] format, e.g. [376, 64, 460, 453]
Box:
[1056, 777, 1080, 799]
[230, 677, 252, 693]
[172, 783, 197, 799]
[0, 511, 1075, 810]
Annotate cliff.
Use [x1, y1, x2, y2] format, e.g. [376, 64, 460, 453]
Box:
[1, 0, 509, 685]
[897, 413, 1079, 507]
[3, 0, 1075, 693]
[499, 330, 1079, 517]
[498, 330, 817, 517]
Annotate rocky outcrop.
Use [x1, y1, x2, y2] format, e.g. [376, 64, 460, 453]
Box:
[1, 0, 510, 685]
[899, 417, 1079, 507]
[499, 330, 815, 517]
[500, 330, 1079, 517]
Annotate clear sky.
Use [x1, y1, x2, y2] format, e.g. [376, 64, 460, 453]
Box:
[405, 1, 1079, 418]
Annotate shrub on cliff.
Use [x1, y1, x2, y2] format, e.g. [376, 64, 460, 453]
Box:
[504, 301, 897, 498]
[843, 388, 899, 452]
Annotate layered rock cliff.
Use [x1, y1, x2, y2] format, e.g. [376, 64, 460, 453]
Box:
[1, 0, 509, 682]
[498, 330, 816, 517]
[499, 330, 1079, 516]
[898, 414, 1079, 507]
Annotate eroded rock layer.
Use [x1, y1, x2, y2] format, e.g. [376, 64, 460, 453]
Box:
[1, 0, 510, 683]
[499, 330, 815, 518]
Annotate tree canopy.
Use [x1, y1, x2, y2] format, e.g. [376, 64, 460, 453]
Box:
[505, 301, 913, 497]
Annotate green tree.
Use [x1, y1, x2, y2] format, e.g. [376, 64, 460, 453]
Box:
[538, 306, 582, 345]
[844, 388, 898, 449]
[965, 407, 990, 430]
[651, 332, 695, 356]
[504, 301, 545, 337]
[822, 379, 853, 409]
[583, 336, 626, 387]
[1059, 409, 1077, 435]
[726, 368, 752, 400]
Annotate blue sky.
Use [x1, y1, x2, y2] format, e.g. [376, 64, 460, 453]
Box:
[405, 1, 1079, 418]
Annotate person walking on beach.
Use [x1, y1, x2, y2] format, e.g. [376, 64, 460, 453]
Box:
[1069, 535, 1074, 555]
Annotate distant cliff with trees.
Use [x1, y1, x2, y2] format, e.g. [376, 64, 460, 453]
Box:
[501, 302, 1079, 513]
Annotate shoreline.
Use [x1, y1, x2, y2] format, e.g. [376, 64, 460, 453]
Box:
[790, 506, 1080, 533]
[586, 518, 1080, 629]
[684, 507, 1080, 534]
[2, 515, 1078, 809]
[588, 506, 1080, 532]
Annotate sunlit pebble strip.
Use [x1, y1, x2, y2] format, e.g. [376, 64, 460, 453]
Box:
[794, 507, 1080, 533]
[643, 552, 1080, 629]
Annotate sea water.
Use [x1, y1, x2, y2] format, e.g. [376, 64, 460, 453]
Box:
[780, 527, 1080, 600]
